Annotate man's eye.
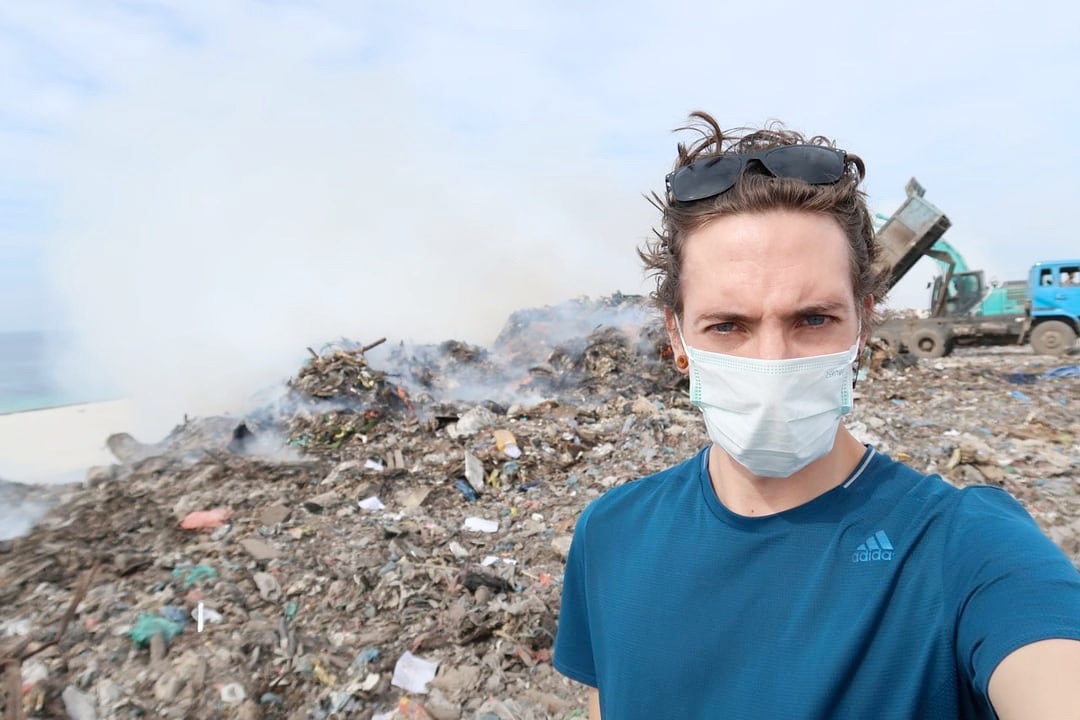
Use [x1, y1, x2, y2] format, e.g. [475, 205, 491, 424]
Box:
[804, 315, 829, 327]
[709, 322, 737, 333]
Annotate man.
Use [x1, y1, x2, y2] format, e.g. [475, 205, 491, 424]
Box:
[553, 112, 1080, 719]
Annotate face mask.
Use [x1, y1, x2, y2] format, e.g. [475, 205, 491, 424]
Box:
[678, 323, 861, 478]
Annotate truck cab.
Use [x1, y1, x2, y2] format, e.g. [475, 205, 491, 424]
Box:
[1027, 260, 1080, 354]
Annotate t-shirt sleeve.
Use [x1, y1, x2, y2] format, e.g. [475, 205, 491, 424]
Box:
[552, 502, 599, 687]
[946, 487, 1080, 702]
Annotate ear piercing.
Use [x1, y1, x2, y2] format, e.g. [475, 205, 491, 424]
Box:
[676, 355, 689, 371]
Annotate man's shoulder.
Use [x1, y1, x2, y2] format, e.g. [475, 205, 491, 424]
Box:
[947, 483, 1044, 535]
[576, 448, 706, 531]
[858, 448, 959, 505]
[866, 452, 1045, 547]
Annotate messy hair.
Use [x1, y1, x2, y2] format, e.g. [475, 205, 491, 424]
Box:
[639, 111, 889, 328]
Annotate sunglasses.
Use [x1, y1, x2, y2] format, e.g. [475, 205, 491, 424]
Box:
[665, 145, 847, 202]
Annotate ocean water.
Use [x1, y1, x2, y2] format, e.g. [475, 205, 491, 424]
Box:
[0, 331, 106, 414]
[0, 331, 122, 540]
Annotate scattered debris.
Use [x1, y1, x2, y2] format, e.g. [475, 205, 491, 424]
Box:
[391, 651, 440, 694]
[462, 517, 500, 534]
[179, 507, 232, 531]
[1, 295, 1077, 719]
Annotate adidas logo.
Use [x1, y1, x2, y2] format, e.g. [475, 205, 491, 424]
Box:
[851, 530, 894, 562]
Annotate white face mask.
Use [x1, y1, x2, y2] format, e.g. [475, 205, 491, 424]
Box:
[677, 323, 861, 479]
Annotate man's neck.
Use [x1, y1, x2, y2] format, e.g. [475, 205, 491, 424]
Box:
[707, 427, 866, 517]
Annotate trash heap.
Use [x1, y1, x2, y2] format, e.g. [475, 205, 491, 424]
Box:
[2, 295, 1079, 720]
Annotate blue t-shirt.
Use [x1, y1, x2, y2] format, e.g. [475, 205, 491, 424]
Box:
[553, 446, 1080, 719]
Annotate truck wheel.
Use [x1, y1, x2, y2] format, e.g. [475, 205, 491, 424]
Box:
[1030, 321, 1078, 356]
[910, 327, 950, 359]
[875, 330, 902, 355]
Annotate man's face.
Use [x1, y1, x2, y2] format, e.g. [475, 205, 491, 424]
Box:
[667, 209, 865, 362]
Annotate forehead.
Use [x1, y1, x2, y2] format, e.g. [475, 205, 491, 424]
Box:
[679, 210, 855, 315]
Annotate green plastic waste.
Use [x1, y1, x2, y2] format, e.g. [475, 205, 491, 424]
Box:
[172, 564, 218, 589]
[130, 613, 183, 646]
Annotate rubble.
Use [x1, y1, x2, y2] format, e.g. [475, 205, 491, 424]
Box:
[1, 295, 1078, 719]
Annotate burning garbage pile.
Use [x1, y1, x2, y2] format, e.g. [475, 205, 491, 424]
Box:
[2, 295, 1079, 720]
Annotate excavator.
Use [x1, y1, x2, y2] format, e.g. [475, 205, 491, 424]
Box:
[872, 179, 1080, 357]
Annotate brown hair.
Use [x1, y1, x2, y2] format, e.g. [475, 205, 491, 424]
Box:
[639, 111, 889, 328]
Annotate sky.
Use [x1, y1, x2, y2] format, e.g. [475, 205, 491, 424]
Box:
[1, 0, 1077, 431]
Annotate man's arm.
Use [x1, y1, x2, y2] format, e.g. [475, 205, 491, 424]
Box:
[988, 639, 1080, 719]
[587, 688, 601, 720]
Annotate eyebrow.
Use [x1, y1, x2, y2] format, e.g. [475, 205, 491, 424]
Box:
[694, 301, 850, 325]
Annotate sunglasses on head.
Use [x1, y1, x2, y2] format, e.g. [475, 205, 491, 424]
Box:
[665, 145, 848, 203]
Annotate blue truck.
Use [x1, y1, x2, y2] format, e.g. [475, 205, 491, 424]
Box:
[873, 179, 1080, 358]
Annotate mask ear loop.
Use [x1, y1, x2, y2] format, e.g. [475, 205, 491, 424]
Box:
[851, 321, 865, 390]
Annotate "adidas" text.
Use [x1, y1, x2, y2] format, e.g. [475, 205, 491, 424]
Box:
[851, 530, 894, 563]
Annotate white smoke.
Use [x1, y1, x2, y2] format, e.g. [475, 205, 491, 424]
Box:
[34, 5, 654, 438]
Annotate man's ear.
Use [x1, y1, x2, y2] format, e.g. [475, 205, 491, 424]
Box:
[665, 308, 690, 374]
[860, 295, 875, 350]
